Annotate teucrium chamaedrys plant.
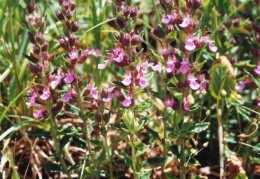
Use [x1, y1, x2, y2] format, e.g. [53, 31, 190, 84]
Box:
[151, 0, 217, 178]
[26, 2, 72, 178]
[98, 0, 160, 178]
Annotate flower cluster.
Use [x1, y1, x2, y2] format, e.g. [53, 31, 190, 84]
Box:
[26, 3, 57, 118]
[152, 0, 216, 110]
[56, 0, 100, 104]
[98, 0, 158, 108]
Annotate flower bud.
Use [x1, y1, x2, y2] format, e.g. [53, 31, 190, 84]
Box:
[95, 114, 102, 122]
[70, 0, 76, 11]
[56, 10, 64, 21]
[151, 27, 164, 38]
[58, 0, 64, 5]
[69, 33, 77, 46]
[131, 34, 141, 45]
[103, 112, 110, 123]
[123, 7, 130, 17]
[221, 89, 227, 96]
[66, 10, 73, 20]
[28, 32, 36, 44]
[72, 22, 80, 32]
[35, 33, 44, 44]
[206, 110, 210, 116]
[59, 38, 68, 49]
[122, 33, 131, 45]
[33, 45, 40, 54]
[41, 42, 48, 52]
[130, 8, 138, 17]
[27, 3, 36, 14]
[62, 0, 70, 10]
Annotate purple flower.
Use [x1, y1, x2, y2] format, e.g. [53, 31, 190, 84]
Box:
[33, 106, 45, 119]
[112, 48, 125, 63]
[62, 88, 75, 102]
[98, 60, 110, 69]
[137, 73, 148, 88]
[208, 41, 218, 52]
[50, 70, 64, 89]
[188, 75, 200, 90]
[121, 93, 133, 108]
[149, 64, 162, 72]
[183, 96, 190, 111]
[179, 60, 190, 74]
[87, 82, 99, 99]
[40, 87, 50, 101]
[184, 37, 196, 51]
[162, 14, 173, 24]
[179, 14, 191, 28]
[235, 78, 251, 91]
[69, 48, 78, 62]
[198, 74, 208, 92]
[164, 97, 174, 108]
[121, 70, 132, 86]
[88, 49, 101, 57]
[26, 88, 38, 107]
[254, 63, 260, 76]
[166, 57, 177, 73]
[64, 70, 75, 84]
[102, 86, 115, 103]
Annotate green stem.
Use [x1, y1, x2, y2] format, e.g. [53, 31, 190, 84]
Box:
[47, 102, 72, 179]
[216, 99, 224, 179]
[161, 118, 167, 177]
[75, 86, 95, 179]
[131, 142, 138, 179]
[103, 131, 113, 179]
[180, 139, 186, 179]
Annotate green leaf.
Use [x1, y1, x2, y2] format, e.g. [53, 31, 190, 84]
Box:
[189, 122, 210, 134]
[147, 157, 166, 166]
[136, 143, 149, 157]
[122, 109, 136, 133]
[209, 56, 236, 99]
[0, 63, 12, 83]
[140, 170, 152, 179]
[42, 162, 62, 173]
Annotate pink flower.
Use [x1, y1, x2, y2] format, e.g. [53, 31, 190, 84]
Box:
[179, 14, 191, 28]
[254, 63, 260, 76]
[87, 82, 99, 99]
[69, 48, 78, 62]
[121, 70, 132, 86]
[150, 64, 162, 71]
[102, 86, 116, 103]
[183, 97, 190, 111]
[111, 47, 125, 63]
[162, 14, 173, 24]
[198, 74, 208, 91]
[33, 106, 45, 119]
[208, 41, 218, 52]
[179, 60, 190, 74]
[62, 88, 75, 102]
[137, 73, 148, 88]
[188, 75, 200, 90]
[88, 49, 101, 57]
[40, 87, 50, 101]
[235, 78, 251, 91]
[64, 70, 75, 84]
[26, 89, 38, 107]
[50, 70, 64, 89]
[166, 57, 177, 73]
[121, 93, 133, 108]
[98, 60, 110, 69]
[184, 37, 196, 51]
[164, 97, 174, 108]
